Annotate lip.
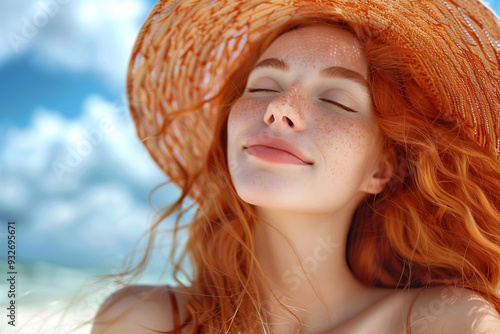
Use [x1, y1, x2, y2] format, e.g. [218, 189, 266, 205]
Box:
[244, 135, 314, 165]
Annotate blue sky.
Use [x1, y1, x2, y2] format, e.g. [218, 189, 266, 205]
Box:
[1, 0, 500, 271]
[0, 0, 177, 270]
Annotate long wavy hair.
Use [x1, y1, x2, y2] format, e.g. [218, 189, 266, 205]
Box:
[104, 16, 500, 333]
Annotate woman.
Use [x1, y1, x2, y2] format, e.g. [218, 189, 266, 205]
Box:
[92, 0, 500, 333]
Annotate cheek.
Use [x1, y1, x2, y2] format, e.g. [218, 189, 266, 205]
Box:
[228, 98, 265, 130]
[316, 117, 381, 184]
[314, 114, 375, 155]
[227, 98, 266, 170]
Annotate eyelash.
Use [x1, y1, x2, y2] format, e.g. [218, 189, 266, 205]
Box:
[246, 88, 358, 113]
[318, 98, 358, 113]
[247, 88, 279, 93]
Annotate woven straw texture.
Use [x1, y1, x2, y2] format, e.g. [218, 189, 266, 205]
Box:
[127, 0, 500, 196]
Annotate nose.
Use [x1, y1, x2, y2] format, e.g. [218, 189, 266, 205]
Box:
[263, 86, 306, 131]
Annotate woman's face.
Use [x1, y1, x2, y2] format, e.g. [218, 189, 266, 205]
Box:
[227, 24, 391, 216]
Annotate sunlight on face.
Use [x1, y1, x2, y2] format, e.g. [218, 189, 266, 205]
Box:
[227, 24, 387, 217]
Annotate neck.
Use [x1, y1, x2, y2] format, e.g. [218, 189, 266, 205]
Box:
[254, 207, 377, 333]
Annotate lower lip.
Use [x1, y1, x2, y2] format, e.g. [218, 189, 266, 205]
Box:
[245, 145, 310, 165]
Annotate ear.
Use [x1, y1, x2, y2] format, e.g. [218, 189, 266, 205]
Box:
[363, 152, 394, 195]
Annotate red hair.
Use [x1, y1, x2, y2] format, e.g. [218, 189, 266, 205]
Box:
[348, 27, 500, 300]
[99, 17, 500, 333]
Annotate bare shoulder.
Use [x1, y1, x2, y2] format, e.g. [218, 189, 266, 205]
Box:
[408, 286, 500, 334]
[91, 285, 179, 334]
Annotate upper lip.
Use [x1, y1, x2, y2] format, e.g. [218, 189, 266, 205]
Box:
[244, 135, 314, 164]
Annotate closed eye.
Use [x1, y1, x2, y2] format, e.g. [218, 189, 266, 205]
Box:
[319, 98, 358, 113]
[247, 89, 358, 113]
[247, 88, 280, 93]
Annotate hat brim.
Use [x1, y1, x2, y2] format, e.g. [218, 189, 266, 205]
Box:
[128, 0, 500, 197]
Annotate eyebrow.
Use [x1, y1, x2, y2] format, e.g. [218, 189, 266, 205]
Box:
[251, 57, 369, 92]
[252, 58, 289, 72]
[320, 66, 369, 92]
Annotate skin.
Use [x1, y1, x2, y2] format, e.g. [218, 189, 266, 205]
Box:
[226, 24, 394, 333]
[227, 25, 389, 216]
[91, 25, 500, 334]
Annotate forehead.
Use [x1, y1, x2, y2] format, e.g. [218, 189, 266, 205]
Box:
[259, 24, 367, 76]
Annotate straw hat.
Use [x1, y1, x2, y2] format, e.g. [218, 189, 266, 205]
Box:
[127, 0, 500, 198]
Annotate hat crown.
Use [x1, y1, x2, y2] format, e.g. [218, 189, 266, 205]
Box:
[128, 0, 500, 196]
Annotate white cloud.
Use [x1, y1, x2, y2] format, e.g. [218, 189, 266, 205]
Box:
[0, 94, 182, 267]
[1, 0, 150, 86]
[0, 177, 31, 211]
